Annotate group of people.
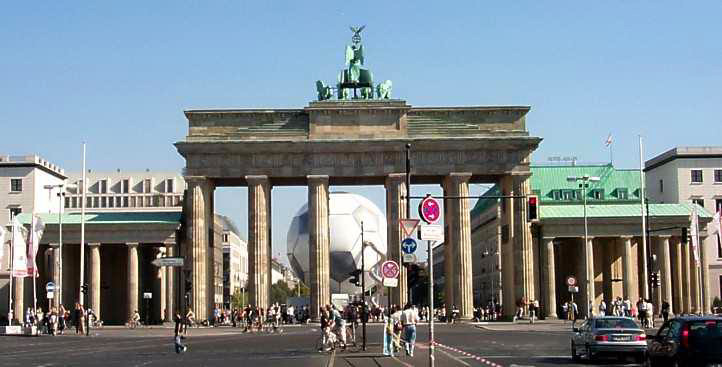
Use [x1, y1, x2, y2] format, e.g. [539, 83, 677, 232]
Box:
[19, 302, 94, 335]
[383, 304, 420, 357]
[597, 298, 657, 328]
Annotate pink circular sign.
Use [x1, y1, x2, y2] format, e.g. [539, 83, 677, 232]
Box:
[381, 261, 400, 279]
[419, 196, 440, 223]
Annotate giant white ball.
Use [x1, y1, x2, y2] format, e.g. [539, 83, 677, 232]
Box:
[287, 192, 387, 295]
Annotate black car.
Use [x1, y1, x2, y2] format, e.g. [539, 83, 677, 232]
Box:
[647, 316, 722, 367]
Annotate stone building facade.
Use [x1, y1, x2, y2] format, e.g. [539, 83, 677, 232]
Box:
[466, 164, 713, 318]
[645, 146, 722, 309]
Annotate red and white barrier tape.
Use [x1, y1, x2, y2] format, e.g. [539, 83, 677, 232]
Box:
[433, 341, 504, 367]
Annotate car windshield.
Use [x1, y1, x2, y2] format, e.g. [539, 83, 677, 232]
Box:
[594, 318, 639, 329]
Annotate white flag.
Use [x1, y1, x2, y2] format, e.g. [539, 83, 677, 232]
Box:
[690, 207, 700, 267]
[0, 225, 6, 267]
[26, 215, 45, 277]
[712, 209, 721, 248]
[604, 133, 613, 147]
[11, 217, 28, 277]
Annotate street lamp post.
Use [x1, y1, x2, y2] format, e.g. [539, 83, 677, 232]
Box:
[567, 175, 600, 318]
[360, 220, 367, 351]
[44, 183, 75, 308]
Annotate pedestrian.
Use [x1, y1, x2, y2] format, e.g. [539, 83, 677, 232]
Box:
[401, 304, 419, 357]
[184, 308, 195, 335]
[661, 301, 670, 323]
[562, 302, 569, 323]
[58, 305, 66, 335]
[383, 307, 396, 357]
[599, 299, 607, 316]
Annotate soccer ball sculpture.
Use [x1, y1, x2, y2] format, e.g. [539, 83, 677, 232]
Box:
[287, 192, 387, 295]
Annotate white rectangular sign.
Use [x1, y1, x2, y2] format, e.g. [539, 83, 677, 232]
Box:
[382, 278, 398, 288]
[403, 254, 417, 263]
[143, 292, 153, 299]
[151, 257, 184, 267]
[47, 291, 54, 299]
[419, 225, 444, 241]
[568, 286, 579, 293]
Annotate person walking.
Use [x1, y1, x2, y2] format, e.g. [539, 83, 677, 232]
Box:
[599, 299, 607, 316]
[401, 304, 419, 357]
[661, 301, 670, 323]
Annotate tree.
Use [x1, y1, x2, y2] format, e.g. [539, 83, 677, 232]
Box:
[713, 297, 722, 314]
[231, 288, 248, 309]
[271, 281, 293, 304]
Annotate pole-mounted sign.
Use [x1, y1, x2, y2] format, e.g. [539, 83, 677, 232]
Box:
[418, 196, 440, 224]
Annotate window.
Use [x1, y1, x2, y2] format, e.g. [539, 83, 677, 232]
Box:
[617, 188, 629, 200]
[552, 190, 562, 200]
[692, 198, 704, 208]
[592, 189, 604, 200]
[716, 170, 722, 183]
[86, 197, 92, 207]
[659, 179, 664, 193]
[9, 207, 21, 218]
[116, 197, 122, 207]
[130, 197, 136, 207]
[101, 197, 107, 208]
[562, 190, 575, 200]
[65, 197, 70, 208]
[691, 169, 703, 183]
[144, 179, 152, 193]
[716, 199, 722, 212]
[121, 179, 130, 194]
[93, 197, 99, 208]
[99, 179, 108, 194]
[72, 197, 78, 208]
[123, 197, 129, 207]
[108, 197, 114, 208]
[10, 178, 22, 192]
[145, 196, 151, 207]
[166, 179, 174, 193]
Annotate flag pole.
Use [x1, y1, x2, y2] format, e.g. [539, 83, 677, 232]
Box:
[79, 143, 86, 306]
[639, 135, 649, 300]
[31, 215, 37, 318]
[8, 213, 14, 324]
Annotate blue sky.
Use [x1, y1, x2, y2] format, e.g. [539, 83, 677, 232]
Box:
[2, 1, 720, 263]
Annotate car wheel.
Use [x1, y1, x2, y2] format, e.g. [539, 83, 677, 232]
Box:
[571, 342, 580, 362]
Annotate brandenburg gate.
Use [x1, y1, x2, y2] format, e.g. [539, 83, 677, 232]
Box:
[174, 29, 542, 320]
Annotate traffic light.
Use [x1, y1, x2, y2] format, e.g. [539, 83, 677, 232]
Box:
[185, 279, 192, 292]
[650, 273, 661, 288]
[527, 195, 539, 222]
[348, 269, 362, 286]
[681, 227, 688, 245]
[81, 284, 88, 294]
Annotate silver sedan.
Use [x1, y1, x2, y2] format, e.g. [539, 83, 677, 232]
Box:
[571, 316, 648, 363]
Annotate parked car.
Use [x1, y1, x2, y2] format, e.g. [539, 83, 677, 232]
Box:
[647, 316, 722, 367]
[571, 316, 647, 363]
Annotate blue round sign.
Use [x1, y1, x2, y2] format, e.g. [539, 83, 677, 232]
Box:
[401, 238, 417, 255]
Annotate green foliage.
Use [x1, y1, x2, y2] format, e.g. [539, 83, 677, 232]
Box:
[713, 297, 722, 312]
[231, 289, 248, 309]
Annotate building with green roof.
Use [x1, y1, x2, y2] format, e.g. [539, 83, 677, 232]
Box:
[467, 164, 713, 319]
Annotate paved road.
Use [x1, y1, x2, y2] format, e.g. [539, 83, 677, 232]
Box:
[0, 323, 646, 367]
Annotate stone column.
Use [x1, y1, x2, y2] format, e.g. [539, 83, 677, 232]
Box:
[582, 237, 595, 317]
[13, 277, 24, 324]
[671, 237, 683, 315]
[443, 182, 456, 314]
[247, 175, 271, 310]
[499, 176, 515, 318]
[651, 238, 663, 314]
[682, 242, 692, 313]
[443, 173, 473, 319]
[658, 236, 673, 315]
[127, 242, 139, 320]
[513, 175, 535, 310]
[48, 243, 61, 309]
[621, 236, 638, 302]
[185, 177, 213, 321]
[542, 237, 557, 318]
[308, 175, 330, 321]
[385, 173, 407, 307]
[165, 243, 175, 321]
[88, 243, 101, 320]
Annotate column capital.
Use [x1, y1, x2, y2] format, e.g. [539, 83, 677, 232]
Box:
[542, 236, 556, 241]
[245, 175, 269, 185]
[48, 243, 59, 249]
[126, 242, 139, 248]
[656, 235, 672, 239]
[185, 176, 211, 185]
[620, 235, 634, 240]
[306, 175, 329, 184]
[87, 242, 101, 248]
[385, 173, 406, 183]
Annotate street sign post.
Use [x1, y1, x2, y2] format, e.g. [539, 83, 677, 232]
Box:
[566, 276, 577, 287]
[419, 225, 444, 241]
[418, 196, 441, 223]
[401, 238, 417, 255]
[399, 219, 420, 238]
[46, 282, 55, 293]
[568, 286, 579, 293]
[151, 257, 184, 267]
[381, 261, 400, 279]
[383, 278, 399, 287]
[47, 291, 54, 299]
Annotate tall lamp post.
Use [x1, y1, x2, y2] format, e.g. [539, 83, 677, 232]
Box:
[567, 175, 600, 317]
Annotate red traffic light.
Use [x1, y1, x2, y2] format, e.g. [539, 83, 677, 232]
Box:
[527, 195, 539, 221]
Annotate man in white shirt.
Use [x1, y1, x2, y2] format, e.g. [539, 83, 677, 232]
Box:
[401, 304, 419, 357]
